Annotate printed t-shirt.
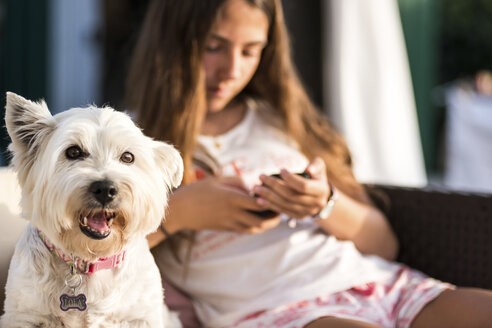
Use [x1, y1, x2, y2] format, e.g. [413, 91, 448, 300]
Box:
[154, 100, 401, 327]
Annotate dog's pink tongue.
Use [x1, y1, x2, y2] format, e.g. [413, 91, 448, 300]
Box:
[87, 212, 108, 231]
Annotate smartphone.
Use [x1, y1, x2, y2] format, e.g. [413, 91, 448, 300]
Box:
[269, 172, 311, 180]
[250, 172, 311, 218]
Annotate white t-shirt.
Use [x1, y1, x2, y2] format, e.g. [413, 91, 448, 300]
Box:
[155, 99, 401, 327]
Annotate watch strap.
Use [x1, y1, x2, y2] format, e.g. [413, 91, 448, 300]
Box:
[315, 183, 338, 220]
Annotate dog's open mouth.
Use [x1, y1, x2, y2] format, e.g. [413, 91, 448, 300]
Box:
[79, 210, 116, 240]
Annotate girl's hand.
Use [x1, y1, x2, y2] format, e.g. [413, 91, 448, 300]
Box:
[252, 157, 331, 219]
[165, 175, 280, 234]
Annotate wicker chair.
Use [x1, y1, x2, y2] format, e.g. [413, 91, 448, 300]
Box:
[366, 184, 492, 290]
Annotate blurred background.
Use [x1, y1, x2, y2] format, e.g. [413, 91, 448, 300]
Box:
[0, 0, 491, 192]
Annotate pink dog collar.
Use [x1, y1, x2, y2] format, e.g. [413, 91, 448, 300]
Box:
[38, 229, 125, 274]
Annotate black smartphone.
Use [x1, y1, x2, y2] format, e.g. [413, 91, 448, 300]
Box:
[250, 172, 311, 218]
[269, 172, 311, 180]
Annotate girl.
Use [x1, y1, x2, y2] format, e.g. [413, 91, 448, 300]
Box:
[126, 0, 492, 327]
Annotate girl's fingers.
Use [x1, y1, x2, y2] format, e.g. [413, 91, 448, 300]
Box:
[256, 175, 327, 209]
[243, 216, 280, 233]
[278, 169, 327, 196]
[254, 167, 330, 218]
[255, 190, 316, 219]
[235, 212, 280, 233]
[304, 157, 326, 179]
[259, 174, 305, 202]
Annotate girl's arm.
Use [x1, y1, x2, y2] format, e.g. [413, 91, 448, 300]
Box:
[147, 175, 280, 248]
[253, 157, 399, 260]
[315, 188, 399, 261]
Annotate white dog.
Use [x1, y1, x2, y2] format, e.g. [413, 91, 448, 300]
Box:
[1, 92, 183, 328]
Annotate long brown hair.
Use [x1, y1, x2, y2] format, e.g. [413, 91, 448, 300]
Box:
[126, 0, 366, 202]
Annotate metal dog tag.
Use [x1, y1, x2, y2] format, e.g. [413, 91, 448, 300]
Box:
[60, 268, 87, 311]
[60, 293, 87, 311]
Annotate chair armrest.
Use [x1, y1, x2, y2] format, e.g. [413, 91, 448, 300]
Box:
[365, 184, 492, 289]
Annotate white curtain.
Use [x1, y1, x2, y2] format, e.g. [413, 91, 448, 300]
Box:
[323, 0, 427, 187]
[49, 0, 103, 113]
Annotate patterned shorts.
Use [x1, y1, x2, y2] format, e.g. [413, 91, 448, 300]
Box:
[232, 266, 454, 328]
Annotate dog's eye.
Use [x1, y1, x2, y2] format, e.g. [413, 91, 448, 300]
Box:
[65, 146, 86, 160]
[120, 151, 134, 164]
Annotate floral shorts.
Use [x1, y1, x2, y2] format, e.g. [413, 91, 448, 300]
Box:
[232, 266, 454, 328]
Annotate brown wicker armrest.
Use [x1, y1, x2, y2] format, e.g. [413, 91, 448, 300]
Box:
[365, 184, 492, 290]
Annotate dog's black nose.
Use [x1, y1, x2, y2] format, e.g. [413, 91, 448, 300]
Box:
[89, 180, 118, 205]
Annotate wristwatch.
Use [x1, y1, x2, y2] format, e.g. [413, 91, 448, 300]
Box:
[315, 183, 338, 220]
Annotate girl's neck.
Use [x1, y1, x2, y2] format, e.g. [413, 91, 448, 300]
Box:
[201, 100, 247, 136]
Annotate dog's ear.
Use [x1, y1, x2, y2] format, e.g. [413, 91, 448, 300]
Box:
[5, 92, 55, 154]
[153, 142, 184, 191]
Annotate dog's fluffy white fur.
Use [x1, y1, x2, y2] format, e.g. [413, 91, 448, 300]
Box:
[1, 92, 183, 327]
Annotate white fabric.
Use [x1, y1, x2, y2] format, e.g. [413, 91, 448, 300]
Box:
[324, 0, 427, 187]
[155, 101, 401, 327]
[444, 86, 492, 192]
[0, 168, 27, 315]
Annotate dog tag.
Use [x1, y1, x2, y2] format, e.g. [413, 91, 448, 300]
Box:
[60, 293, 87, 311]
[61, 268, 87, 311]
